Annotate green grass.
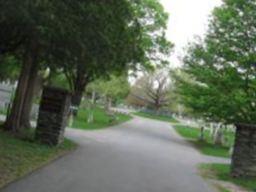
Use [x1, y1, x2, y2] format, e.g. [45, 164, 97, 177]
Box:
[200, 164, 256, 192]
[72, 107, 132, 130]
[134, 111, 178, 123]
[0, 130, 77, 189]
[174, 125, 234, 158]
[217, 186, 230, 192]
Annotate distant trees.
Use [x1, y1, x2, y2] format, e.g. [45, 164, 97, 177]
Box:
[87, 74, 131, 111]
[175, 0, 256, 177]
[128, 71, 170, 111]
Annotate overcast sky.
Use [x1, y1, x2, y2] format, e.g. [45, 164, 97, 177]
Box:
[160, 0, 222, 67]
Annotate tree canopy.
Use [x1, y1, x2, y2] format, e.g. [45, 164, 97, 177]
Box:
[51, 0, 173, 106]
[1, 0, 173, 131]
[87, 74, 130, 104]
[174, 0, 256, 124]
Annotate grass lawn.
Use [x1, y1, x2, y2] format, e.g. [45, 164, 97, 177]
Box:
[0, 130, 77, 189]
[72, 107, 132, 130]
[200, 163, 256, 192]
[216, 186, 231, 192]
[134, 111, 178, 123]
[174, 125, 235, 158]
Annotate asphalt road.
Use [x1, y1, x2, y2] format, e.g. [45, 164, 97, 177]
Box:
[2, 116, 228, 192]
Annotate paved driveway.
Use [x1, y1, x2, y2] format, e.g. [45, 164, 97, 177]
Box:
[2, 116, 229, 192]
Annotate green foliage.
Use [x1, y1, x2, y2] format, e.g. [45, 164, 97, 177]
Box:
[48, 73, 70, 91]
[0, 55, 20, 82]
[174, 125, 234, 158]
[175, 1, 256, 124]
[0, 0, 173, 131]
[87, 75, 130, 103]
[200, 164, 256, 191]
[72, 107, 132, 130]
[54, 0, 173, 92]
[0, 130, 76, 189]
[130, 0, 173, 68]
[1, 0, 173, 112]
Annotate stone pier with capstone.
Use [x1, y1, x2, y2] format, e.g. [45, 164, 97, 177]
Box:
[35, 87, 71, 146]
[231, 123, 256, 177]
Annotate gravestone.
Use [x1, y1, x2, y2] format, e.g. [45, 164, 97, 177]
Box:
[35, 87, 71, 146]
[0, 84, 14, 115]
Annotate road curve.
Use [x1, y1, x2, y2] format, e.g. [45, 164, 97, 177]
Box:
[2, 116, 226, 192]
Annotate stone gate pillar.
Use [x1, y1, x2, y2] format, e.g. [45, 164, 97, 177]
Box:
[231, 123, 256, 177]
[35, 87, 71, 146]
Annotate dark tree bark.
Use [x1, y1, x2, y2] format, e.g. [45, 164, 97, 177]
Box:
[71, 89, 84, 117]
[71, 89, 84, 107]
[71, 71, 89, 116]
[4, 40, 39, 132]
[20, 64, 40, 129]
[231, 123, 256, 178]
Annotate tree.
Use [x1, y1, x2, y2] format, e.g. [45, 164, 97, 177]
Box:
[0, 1, 27, 55]
[175, 0, 256, 177]
[2, 1, 86, 132]
[3, 4, 41, 132]
[0, 55, 20, 82]
[2, 0, 173, 132]
[56, 0, 173, 108]
[129, 70, 170, 112]
[87, 74, 130, 111]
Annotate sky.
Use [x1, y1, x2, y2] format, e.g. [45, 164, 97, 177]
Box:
[160, 0, 222, 67]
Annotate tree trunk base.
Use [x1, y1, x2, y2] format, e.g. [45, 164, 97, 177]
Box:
[231, 123, 256, 178]
[71, 93, 83, 117]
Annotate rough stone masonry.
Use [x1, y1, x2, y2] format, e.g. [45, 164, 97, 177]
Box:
[231, 123, 256, 177]
[35, 87, 71, 146]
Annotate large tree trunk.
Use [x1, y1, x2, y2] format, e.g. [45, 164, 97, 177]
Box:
[4, 40, 38, 132]
[71, 90, 84, 107]
[20, 64, 40, 129]
[231, 123, 256, 178]
[71, 89, 83, 116]
[71, 72, 88, 107]
[71, 72, 88, 116]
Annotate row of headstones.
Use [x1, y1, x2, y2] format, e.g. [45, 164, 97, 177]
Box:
[0, 83, 40, 119]
[174, 115, 235, 152]
[201, 123, 235, 144]
[176, 116, 256, 177]
[186, 118, 256, 177]
[0, 83, 14, 115]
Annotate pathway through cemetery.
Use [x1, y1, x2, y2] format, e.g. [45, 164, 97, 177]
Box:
[2, 116, 229, 192]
